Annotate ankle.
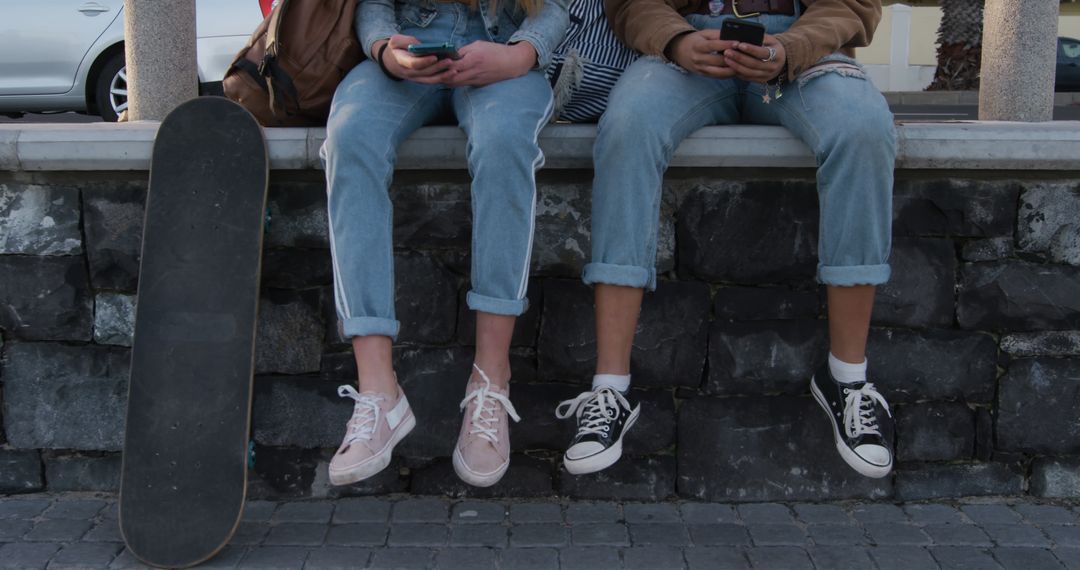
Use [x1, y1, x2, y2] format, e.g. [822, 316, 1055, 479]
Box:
[471, 362, 511, 389]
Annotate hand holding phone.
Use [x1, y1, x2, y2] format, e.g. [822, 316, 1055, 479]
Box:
[407, 42, 461, 60]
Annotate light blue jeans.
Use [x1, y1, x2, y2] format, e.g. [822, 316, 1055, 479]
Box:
[584, 10, 896, 290]
[322, 4, 555, 340]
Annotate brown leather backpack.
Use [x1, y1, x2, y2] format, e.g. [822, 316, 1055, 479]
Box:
[223, 0, 363, 127]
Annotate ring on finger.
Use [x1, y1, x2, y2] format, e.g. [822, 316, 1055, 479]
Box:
[761, 46, 776, 63]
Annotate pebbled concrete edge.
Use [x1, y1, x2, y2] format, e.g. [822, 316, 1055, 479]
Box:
[2, 121, 1080, 172]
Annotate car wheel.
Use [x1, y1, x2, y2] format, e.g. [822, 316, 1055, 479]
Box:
[94, 52, 127, 122]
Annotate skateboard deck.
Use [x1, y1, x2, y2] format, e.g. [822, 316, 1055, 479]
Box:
[120, 97, 268, 568]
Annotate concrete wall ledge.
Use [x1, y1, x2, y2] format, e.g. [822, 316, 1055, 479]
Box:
[2, 121, 1080, 172]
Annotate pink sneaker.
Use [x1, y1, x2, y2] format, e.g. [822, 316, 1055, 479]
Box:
[329, 385, 415, 486]
[452, 364, 521, 487]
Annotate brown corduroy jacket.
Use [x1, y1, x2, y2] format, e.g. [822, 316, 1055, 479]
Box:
[604, 0, 881, 81]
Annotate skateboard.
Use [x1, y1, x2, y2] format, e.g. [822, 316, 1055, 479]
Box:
[120, 97, 268, 568]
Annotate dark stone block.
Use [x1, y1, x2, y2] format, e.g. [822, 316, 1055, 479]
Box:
[393, 347, 473, 458]
[714, 287, 820, 321]
[0, 183, 82, 255]
[997, 358, 1080, 454]
[895, 402, 974, 462]
[249, 446, 321, 499]
[265, 182, 329, 248]
[961, 238, 1014, 262]
[872, 238, 956, 328]
[530, 183, 676, 278]
[392, 181, 471, 250]
[321, 253, 461, 347]
[1030, 457, 1080, 499]
[83, 183, 145, 291]
[1001, 331, 1080, 357]
[893, 463, 1023, 501]
[411, 455, 554, 498]
[958, 261, 1080, 330]
[394, 253, 460, 346]
[44, 454, 121, 492]
[255, 288, 325, 375]
[538, 279, 710, 389]
[0, 256, 92, 341]
[2, 343, 128, 451]
[677, 397, 892, 502]
[974, 407, 993, 461]
[510, 382, 581, 452]
[93, 292, 135, 347]
[1017, 182, 1080, 252]
[0, 450, 43, 494]
[893, 179, 1019, 238]
[457, 280, 540, 347]
[706, 320, 827, 396]
[1050, 223, 1080, 266]
[253, 375, 349, 448]
[261, 248, 333, 289]
[678, 181, 819, 283]
[866, 328, 998, 404]
[558, 455, 675, 501]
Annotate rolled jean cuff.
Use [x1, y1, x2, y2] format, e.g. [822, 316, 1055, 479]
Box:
[582, 262, 656, 291]
[818, 263, 892, 287]
[341, 316, 401, 340]
[466, 290, 529, 316]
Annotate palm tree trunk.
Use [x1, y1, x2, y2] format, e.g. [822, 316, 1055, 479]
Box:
[928, 0, 985, 91]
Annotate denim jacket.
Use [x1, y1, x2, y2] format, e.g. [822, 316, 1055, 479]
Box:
[357, 0, 569, 69]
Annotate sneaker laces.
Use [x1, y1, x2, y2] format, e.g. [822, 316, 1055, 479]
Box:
[842, 382, 892, 439]
[459, 364, 520, 445]
[555, 387, 631, 437]
[338, 385, 385, 445]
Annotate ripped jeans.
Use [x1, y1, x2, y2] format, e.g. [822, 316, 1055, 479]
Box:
[583, 12, 896, 290]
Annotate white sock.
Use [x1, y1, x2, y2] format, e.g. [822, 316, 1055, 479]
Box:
[828, 353, 867, 385]
[592, 374, 631, 392]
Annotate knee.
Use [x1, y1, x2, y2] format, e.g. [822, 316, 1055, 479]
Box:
[822, 105, 896, 162]
[466, 125, 542, 170]
[595, 101, 670, 161]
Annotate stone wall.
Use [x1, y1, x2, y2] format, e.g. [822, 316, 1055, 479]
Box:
[1, 169, 1079, 502]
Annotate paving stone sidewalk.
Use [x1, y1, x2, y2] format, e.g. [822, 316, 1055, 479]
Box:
[0, 494, 1078, 569]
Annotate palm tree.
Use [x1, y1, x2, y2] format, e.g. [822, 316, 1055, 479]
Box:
[928, 0, 985, 90]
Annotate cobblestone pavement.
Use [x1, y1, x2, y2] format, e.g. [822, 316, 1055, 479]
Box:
[0, 495, 1079, 569]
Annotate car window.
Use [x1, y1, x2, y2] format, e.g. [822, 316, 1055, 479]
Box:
[1062, 40, 1080, 62]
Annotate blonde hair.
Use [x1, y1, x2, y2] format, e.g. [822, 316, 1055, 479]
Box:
[475, 0, 543, 18]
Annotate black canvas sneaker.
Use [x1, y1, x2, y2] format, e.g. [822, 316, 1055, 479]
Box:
[810, 363, 894, 478]
[555, 386, 640, 475]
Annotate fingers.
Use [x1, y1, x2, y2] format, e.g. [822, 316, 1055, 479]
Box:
[733, 41, 770, 60]
[388, 34, 419, 50]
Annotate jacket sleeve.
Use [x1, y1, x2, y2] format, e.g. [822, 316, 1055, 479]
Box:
[509, 0, 571, 69]
[605, 0, 695, 57]
[357, 0, 399, 60]
[774, 0, 881, 80]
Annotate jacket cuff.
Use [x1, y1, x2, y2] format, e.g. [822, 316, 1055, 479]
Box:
[775, 31, 812, 82]
[509, 31, 553, 69]
[646, 23, 698, 59]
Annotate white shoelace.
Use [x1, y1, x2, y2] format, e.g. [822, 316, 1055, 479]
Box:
[555, 387, 631, 437]
[338, 385, 385, 445]
[459, 364, 521, 444]
[842, 382, 892, 439]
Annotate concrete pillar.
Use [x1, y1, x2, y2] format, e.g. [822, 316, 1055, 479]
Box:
[979, 0, 1059, 121]
[123, 0, 198, 121]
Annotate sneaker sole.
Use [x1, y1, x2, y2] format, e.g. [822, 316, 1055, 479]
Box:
[328, 413, 416, 486]
[452, 446, 509, 488]
[810, 377, 892, 479]
[562, 405, 641, 475]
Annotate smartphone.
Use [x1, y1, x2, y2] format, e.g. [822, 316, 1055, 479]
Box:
[407, 42, 461, 60]
[720, 19, 765, 46]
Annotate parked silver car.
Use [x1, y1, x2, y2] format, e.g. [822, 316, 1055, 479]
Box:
[0, 0, 265, 121]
